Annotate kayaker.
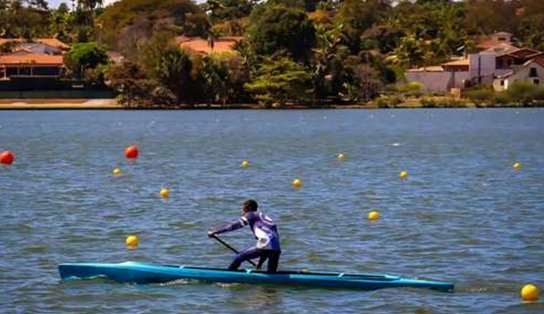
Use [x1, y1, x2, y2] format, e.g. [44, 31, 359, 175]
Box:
[208, 199, 281, 272]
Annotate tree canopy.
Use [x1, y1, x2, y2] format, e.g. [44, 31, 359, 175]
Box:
[2, 0, 544, 107]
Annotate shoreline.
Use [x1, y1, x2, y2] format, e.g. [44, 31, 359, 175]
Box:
[0, 99, 122, 110]
[0, 98, 541, 110]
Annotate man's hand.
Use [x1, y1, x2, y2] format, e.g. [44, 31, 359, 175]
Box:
[208, 230, 217, 238]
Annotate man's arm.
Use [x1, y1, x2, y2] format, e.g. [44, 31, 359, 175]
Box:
[208, 216, 249, 237]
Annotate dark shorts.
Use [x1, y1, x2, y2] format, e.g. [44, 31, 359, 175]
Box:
[228, 247, 281, 272]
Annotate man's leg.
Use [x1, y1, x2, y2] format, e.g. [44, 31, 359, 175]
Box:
[228, 247, 265, 271]
[256, 255, 268, 270]
[266, 251, 281, 273]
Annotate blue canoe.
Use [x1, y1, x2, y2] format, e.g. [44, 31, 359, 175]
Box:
[58, 261, 454, 292]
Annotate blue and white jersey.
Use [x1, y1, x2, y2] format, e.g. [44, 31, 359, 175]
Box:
[215, 211, 281, 250]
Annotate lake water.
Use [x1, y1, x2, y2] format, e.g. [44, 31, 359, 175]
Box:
[1, 109, 543, 313]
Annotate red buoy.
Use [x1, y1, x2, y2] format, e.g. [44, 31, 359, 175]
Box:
[125, 145, 139, 159]
[0, 150, 15, 165]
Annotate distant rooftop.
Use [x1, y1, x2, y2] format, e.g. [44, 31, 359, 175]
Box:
[0, 38, 70, 50]
[0, 54, 64, 66]
[476, 32, 515, 51]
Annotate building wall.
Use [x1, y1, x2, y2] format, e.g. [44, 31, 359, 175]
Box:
[493, 62, 544, 91]
[469, 53, 496, 83]
[406, 71, 471, 93]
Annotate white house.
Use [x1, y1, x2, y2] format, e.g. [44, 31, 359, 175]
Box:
[406, 44, 543, 93]
[493, 60, 544, 91]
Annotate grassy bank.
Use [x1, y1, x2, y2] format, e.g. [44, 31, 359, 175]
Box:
[1, 97, 543, 110]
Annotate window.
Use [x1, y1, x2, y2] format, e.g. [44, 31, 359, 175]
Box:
[529, 67, 538, 77]
[534, 79, 540, 85]
[500, 80, 504, 86]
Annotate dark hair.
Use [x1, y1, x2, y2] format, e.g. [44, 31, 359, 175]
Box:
[244, 199, 258, 212]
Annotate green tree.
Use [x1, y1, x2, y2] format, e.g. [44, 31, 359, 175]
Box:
[1, 0, 52, 38]
[517, 13, 544, 51]
[386, 34, 425, 69]
[199, 55, 230, 105]
[247, 3, 316, 62]
[312, 23, 350, 103]
[140, 31, 179, 75]
[64, 42, 109, 79]
[206, 0, 253, 23]
[98, 0, 205, 50]
[49, 3, 73, 43]
[154, 48, 194, 105]
[106, 61, 156, 108]
[337, 0, 391, 53]
[244, 57, 311, 107]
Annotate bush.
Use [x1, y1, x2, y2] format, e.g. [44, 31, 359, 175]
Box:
[420, 97, 436, 108]
[494, 92, 510, 105]
[399, 81, 422, 97]
[505, 81, 543, 106]
[464, 88, 495, 107]
[374, 96, 401, 108]
[420, 96, 464, 108]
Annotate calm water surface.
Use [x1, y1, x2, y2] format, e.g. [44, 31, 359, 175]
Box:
[1, 109, 543, 313]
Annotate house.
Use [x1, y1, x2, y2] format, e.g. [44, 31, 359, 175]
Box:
[0, 38, 70, 54]
[405, 53, 496, 93]
[0, 54, 65, 80]
[177, 36, 242, 55]
[493, 60, 544, 91]
[476, 32, 516, 51]
[0, 38, 69, 84]
[406, 32, 543, 93]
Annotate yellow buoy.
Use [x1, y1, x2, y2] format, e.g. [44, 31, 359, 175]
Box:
[126, 235, 139, 249]
[337, 153, 346, 161]
[400, 171, 409, 180]
[112, 168, 122, 176]
[521, 283, 539, 301]
[513, 161, 522, 171]
[368, 210, 380, 221]
[160, 188, 169, 198]
[292, 178, 303, 188]
[241, 159, 250, 168]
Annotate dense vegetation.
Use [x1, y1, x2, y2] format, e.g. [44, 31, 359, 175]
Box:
[1, 0, 544, 107]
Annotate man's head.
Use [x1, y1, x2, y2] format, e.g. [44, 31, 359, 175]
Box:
[242, 199, 258, 213]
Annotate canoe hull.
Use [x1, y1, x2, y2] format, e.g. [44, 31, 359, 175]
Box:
[58, 261, 454, 292]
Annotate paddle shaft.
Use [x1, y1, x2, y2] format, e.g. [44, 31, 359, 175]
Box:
[211, 235, 257, 267]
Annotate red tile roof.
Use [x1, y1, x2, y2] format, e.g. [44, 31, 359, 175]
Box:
[476, 32, 514, 50]
[0, 38, 70, 50]
[531, 53, 544, 68]
[509, 48, 541, 59]
[483, 43, 520, 55]
[36, 38, 70, 50]
[0, 54, 64, 66]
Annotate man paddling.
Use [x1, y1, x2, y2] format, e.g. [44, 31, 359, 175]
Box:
[208, 199, 281, 272]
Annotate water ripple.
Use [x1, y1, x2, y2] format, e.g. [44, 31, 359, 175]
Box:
[1, 109, 543, 313]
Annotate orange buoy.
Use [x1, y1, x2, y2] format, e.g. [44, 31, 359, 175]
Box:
[0, 150, 15, 165]
[125, 145, 139, 159]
